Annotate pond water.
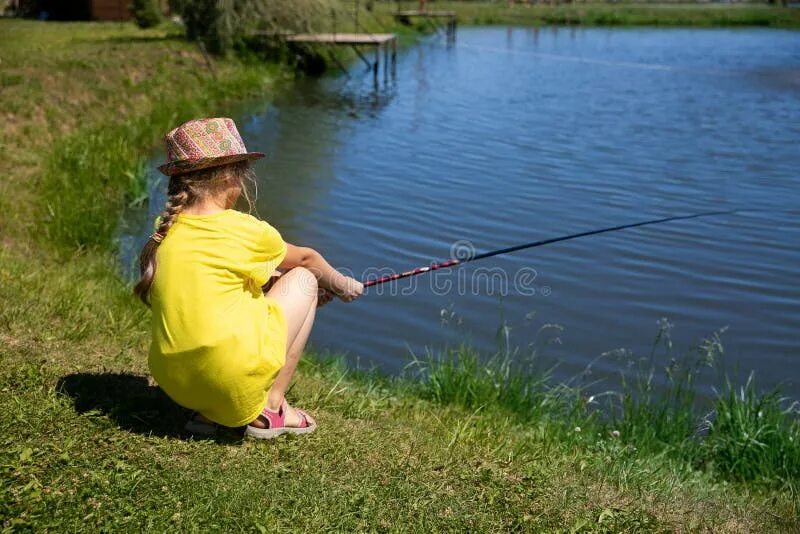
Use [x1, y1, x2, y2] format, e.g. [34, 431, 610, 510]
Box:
[122, 27, 800, 396]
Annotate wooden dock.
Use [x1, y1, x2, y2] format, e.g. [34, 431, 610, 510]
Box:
[285, 33, 397, 79]
[285, 33, 396, 45]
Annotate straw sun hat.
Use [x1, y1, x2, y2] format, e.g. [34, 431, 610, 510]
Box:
[157, 117, 264, 176]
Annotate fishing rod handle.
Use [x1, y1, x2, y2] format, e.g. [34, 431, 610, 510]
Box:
[363, 259, 462, 288]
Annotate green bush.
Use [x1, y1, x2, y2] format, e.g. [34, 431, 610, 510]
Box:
[179, 0, 344, 54]
[131, 0, 162, 29]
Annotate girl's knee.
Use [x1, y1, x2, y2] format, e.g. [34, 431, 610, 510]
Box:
[286, 266, 318, 297]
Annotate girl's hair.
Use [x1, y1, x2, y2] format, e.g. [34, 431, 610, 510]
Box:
[134, 161, 256, 306]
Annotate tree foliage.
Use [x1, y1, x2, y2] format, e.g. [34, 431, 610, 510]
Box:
[176, 0, 344, 54]
[131, 0, 162, 29]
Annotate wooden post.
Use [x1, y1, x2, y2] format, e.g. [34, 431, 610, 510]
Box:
[374, 44, 379, 81]
[392, 37, 398, 78]
[352, 45, 372, 69]
[383, 41, 389, 81]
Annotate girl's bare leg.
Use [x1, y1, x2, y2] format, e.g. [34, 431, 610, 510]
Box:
[252, 267, 318, 428]
[268, 294, 316, 408]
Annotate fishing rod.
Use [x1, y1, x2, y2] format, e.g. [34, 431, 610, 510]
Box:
[362, 208, 745, 288]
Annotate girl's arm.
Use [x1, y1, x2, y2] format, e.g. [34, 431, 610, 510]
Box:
[279, 243, 363, 302]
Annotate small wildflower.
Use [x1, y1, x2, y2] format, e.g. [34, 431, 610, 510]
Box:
[574, 426, 581, 433]
[611, 430, 620, 439]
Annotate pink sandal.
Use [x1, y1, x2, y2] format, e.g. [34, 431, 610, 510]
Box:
[244, 399, 317, 439]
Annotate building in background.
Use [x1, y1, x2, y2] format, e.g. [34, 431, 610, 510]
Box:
[7, 0, 170, 21]
[91, 0, 134, 20]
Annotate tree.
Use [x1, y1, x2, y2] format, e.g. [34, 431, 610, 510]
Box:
[178, 0, 343, 55]
[131, 0, 162, 28]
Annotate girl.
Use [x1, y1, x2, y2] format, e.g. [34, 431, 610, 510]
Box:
[135, 117, 363, 439]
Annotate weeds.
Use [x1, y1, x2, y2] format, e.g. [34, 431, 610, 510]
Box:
[699, 376, 800, 492]
[410, 318, 799, 491]
[40, 76, 280, 252]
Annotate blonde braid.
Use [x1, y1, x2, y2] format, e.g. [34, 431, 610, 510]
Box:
[151, 178, 190, 242]
[135, 176, 191, 305]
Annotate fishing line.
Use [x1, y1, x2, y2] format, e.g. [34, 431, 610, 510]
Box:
[362, 208, 749, 288]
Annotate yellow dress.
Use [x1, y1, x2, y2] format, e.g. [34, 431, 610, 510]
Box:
[148, 209, 288, 427]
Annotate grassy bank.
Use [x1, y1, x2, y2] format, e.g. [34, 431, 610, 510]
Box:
[1, 18, 799, 531]
[391, 2, 800, 28]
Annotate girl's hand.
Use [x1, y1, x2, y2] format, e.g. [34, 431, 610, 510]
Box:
[318, 289, 335, 308]
[337, 276, 364, 303]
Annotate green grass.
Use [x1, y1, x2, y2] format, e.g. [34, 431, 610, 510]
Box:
[1, 16, 799, 531]
[385, 1, 800, 28]
[698, 375, 800, 486]
[410, 322, 800, 494]
[0, 21, 286, 249]
[2, 247, 798, 529]
[39, 70, 284, 250]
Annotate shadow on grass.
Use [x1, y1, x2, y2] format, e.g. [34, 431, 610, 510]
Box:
[56, 372, 243, 444]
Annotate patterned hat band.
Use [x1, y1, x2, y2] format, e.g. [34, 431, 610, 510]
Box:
[157, 117, 265, 176]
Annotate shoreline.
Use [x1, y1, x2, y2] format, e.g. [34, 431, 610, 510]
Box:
[424, 2, 800, 29]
